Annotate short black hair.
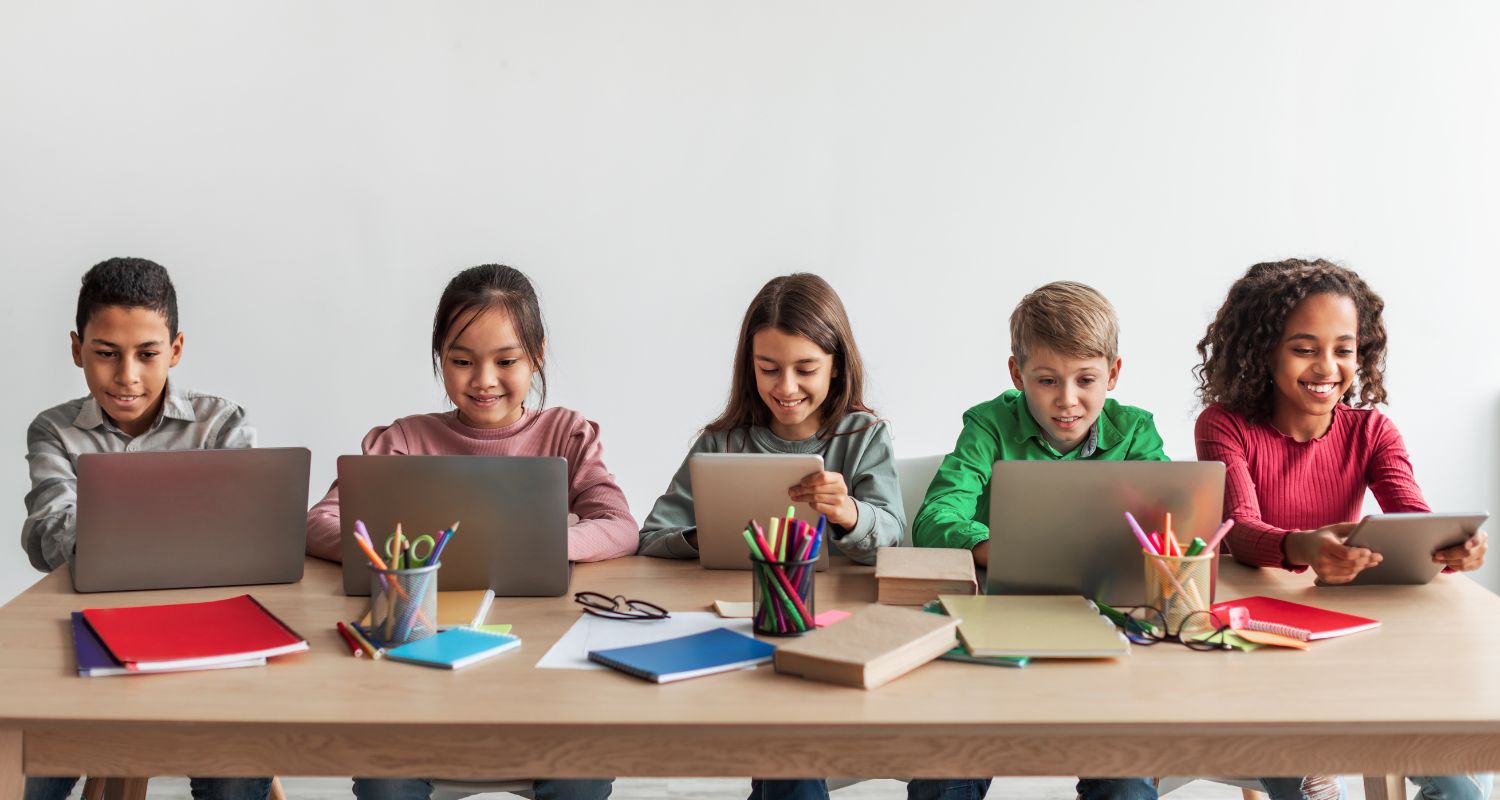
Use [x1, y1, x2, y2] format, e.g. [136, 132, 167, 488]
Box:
[75, 257, 180, 338]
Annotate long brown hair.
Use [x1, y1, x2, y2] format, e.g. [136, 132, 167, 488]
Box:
[1195, 258, 1388, 422]
[706, 273, 874, 440]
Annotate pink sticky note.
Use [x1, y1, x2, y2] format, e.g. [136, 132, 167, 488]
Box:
[814, 610, 851, 627]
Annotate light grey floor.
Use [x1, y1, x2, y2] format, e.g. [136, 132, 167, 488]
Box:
[60, 775, 1412, 799]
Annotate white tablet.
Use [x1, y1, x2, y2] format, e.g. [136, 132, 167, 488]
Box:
[689, 453, 830, 571]
[1330, 512, 1488, 586]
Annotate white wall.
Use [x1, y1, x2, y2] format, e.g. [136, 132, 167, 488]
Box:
[3, 2, 1497, 604]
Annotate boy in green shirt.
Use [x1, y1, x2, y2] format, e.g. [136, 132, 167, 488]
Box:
[906, 281, 1164, 800]
[913, 281, 1167, 565]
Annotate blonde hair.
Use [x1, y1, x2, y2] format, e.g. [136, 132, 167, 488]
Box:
[1009, 281, 1119, 364]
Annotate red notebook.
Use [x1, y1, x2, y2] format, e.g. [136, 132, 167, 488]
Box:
[1210, 596, 1380, 640]
[81, 595, 309, 672]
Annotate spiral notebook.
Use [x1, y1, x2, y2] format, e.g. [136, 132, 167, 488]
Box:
[1209, 596, 1379, 640]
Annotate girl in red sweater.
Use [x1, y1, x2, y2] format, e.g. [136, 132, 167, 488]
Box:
[1194, 258, 1486, 580]
[1195, 258, 1488, 800]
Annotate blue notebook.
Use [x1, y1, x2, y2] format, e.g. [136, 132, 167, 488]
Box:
[383, 627, 521, 670]
[587, 627, 775, 683]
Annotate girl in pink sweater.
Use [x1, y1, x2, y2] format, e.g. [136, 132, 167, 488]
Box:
[1194, 258, 1489, 800]
[305, 264, 637, 566]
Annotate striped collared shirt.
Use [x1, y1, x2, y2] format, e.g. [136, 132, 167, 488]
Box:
[22, 381, 255, 571]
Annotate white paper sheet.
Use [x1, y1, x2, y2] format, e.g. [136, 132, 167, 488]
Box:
[535, 611, 755, 670]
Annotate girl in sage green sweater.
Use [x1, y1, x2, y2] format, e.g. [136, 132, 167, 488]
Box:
[636, 272, 904, 566]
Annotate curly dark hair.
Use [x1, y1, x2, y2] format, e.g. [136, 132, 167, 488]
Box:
[1195, 258, 1388, 421]
[76, 257, 179, 338]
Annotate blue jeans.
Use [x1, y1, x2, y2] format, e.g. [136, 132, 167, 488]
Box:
[1408, 774, 1494, 800]
[906, 777, 1152, 800]
[748, 779, 829, 800]
[906, 779, 991, 799]
[352, 777, 612, 800]
[1076, 778, 1157, 800]
[1257, 776, 1345, 800]
[25, 777, 271, 800]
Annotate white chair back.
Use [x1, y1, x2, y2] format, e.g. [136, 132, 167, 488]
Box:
[893, 454, 945, 546]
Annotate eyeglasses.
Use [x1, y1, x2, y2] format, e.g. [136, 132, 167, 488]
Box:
[1113, 605, 1233, 651]
[573, 591, 670, 621]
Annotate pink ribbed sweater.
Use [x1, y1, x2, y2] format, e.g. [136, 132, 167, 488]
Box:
[305, 407, 637, 563]
[1194, 403, 1429, 570]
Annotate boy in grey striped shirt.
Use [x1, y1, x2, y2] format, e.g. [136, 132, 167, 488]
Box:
[23, 257, 258, 573]
[21, 258, 269, 800]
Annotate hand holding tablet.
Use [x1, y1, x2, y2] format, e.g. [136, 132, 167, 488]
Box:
[1317, 512, 1488, 586]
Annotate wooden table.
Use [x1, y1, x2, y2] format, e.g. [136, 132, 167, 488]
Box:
[4, 556, 1499, 800]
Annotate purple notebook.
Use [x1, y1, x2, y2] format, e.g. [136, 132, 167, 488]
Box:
[72, 612, 127, 676]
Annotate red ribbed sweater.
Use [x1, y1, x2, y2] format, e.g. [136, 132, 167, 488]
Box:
[1194, 403, 1428, 570]
[305, 407, 638, 563]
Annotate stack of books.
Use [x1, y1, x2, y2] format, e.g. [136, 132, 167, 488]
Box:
[874, 547, 978, 606]
[73, 595, 309, 677]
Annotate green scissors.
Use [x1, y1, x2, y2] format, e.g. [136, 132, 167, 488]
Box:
[385, 533, 436, 568]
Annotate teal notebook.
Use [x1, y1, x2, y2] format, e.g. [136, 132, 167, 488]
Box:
[921, 601, 1028, 668]
[384, 628, 521, 670]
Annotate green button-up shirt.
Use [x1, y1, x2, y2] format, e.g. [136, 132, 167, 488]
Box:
[912, 389, 1168, 551]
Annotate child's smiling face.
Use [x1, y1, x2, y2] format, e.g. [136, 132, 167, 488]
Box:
[752, 326, 836, 441]
[440, 308, 539, 429]
[1009, 345, 1120, 454]
[70, 305, 183, 437]
[1271, 292, 1359, 431]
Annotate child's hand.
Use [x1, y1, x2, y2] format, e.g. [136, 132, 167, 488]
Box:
[1287, 522, 1380, 584]
[972, 540, 990, 568]
[789, 471, 858, 529]
[1434, 529, 1487, 572]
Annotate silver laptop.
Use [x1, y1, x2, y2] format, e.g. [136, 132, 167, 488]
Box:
[71, 447, 311, 593]
[337, 455, 570, 596]
[690, 453, 830, 570]
[985, 460, 1226, 605]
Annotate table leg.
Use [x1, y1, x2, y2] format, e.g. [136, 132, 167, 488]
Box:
[0, 731, 20, 800]
[1363, 775, 1407, 800]
[102, 778, 149, 800]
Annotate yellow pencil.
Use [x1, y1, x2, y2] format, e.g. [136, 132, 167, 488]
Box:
[338, 621, 379, 659]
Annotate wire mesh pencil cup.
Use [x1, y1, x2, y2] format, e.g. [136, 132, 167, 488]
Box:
[750, 553, 816, 637]
[368, 561, 439, 646]
[1142, 550, 1214, 635]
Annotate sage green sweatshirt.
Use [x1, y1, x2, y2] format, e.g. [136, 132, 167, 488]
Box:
[636, 412, 904, 564]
